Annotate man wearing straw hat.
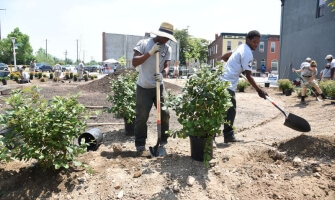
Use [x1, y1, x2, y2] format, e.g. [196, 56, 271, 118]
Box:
[132, 22, 177, 154]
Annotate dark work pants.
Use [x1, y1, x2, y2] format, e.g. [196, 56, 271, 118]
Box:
[134, 84, 170, 147]
[223, 89, 236, 138]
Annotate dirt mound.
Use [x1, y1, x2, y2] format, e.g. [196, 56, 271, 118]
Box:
[278, 134, 335, 158]
[78, 69, 136, 93]
[78, 69, 182, 94]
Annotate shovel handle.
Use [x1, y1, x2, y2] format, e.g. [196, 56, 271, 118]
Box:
[240, 73, 288, 118]
[265, 96, 287, 118]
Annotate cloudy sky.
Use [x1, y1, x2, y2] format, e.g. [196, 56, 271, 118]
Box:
[0, 0, 282, 62]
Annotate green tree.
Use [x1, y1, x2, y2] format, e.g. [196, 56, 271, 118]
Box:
[185, 37, 209, 65]
[174, 29, 189, 65]
[0, 28, 34, 65]
[174, 29, 208, 66]
[35, 48, 56, 65]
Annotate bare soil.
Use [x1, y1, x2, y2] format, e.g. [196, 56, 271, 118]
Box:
[0, 71, 335, 200]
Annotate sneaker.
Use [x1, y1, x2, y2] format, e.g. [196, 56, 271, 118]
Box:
[224, 137, 241, 143]
[136, 146, 146, 152]
[300, 100, 307, 105]
[321, 94, 327, 99]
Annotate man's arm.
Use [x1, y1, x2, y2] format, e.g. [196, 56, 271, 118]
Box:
[132, 50, 151, 67]
[245, 70, 268, 99]
[220, 51, 232, 62]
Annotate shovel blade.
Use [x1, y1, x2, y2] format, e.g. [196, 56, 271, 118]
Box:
[149, 146, 167, 157]
[284, 113, 311, 132]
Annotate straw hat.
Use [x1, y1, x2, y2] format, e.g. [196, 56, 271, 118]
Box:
[151, 22, 177, 43]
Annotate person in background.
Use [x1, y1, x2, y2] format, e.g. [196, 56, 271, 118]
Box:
[300, 57, 312, 69]
[217, 30, 268, 144]
[320, 60, 332, 81]
[54, 63, 62, 82]
[261, 64, 266, 74]
[132, 22, 177, 154]
[292, 60, 327, 104]
[29, 60, 36, 75]
[19, 66, 30, 84]
[77, 61, 84, 81]
[325, 55, 335, 80]
[173, 60, 179, 78]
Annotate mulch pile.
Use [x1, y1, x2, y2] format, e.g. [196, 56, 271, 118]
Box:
[78, 68, 182, 93]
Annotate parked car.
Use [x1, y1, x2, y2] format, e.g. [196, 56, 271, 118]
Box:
[36, 63, 53, 72]
[0, 63, 8, 71]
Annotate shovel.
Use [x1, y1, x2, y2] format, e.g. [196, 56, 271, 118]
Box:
[241, 74, 311, 132]
[293, 71, 322, 102]
[149, 52, 167, 157]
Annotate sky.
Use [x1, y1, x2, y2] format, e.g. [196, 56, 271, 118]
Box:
[0, 0, 282, 62]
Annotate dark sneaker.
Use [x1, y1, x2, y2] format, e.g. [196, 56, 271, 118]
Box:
[321, 94, 327, 99]
[300, 100, 307, 105]
[136, 146, 146, 152]
[224, 137, 241, 143]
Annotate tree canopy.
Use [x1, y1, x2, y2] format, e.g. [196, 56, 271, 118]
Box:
[0, 28, 34, 65]
[174, 29, 208, 66]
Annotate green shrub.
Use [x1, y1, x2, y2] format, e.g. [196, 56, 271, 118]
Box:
[237, 79, 249, 92]
[106, 71, 138, 122]
[49, 73, 54, 79]
[0, 86, 90, 170]
[165, 66, 232, 166]
[295, 87, 311, 97]
[320, 80, 335, 99]
[278, 79, 294, 92]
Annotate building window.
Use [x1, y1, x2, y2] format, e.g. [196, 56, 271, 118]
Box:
[259, 42, 264, 52]
[216, 44, 218, 54]
[227, 41, 231, 51]
[270, 42, 275, 53]
[271, 59, 278, 73]
[317, 0, 325, 18]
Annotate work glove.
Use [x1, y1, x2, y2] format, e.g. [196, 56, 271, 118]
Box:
[148, 43, 161, 56]
[257, 89, 268, 99]
[154, 73, 163, 82]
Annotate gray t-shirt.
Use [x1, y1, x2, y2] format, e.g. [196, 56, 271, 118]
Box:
[133, 38, 171, 88]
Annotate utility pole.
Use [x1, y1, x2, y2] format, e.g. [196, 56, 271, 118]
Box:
[45, 39, 48, 57]
[0, 9, 6, 40]
[76, 39, 79, 63]
[64, 50, 68, 63]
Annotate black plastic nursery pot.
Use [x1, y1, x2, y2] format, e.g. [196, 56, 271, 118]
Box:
[124, 118, 135, 136]
[285, 89, 292, 96]
[265, 82, 270, 87]
[78, 128, 103, 151]
[189, 136, 213, 162]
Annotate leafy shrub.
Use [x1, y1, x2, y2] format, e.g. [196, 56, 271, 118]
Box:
[278, 79, 294, 92]
[40, 78, 46, 82]
[237, 79, 249, 92]
[0, 86, 90, 170]
[49, 73, 54, 79]
[106, 71, 138, 122]
[165, 66, 232, 166]
[319, 80, 335, 99]
[29, 72, 34, 80]
[70, 72, 74, 79]
[295, 87, 311, 97]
